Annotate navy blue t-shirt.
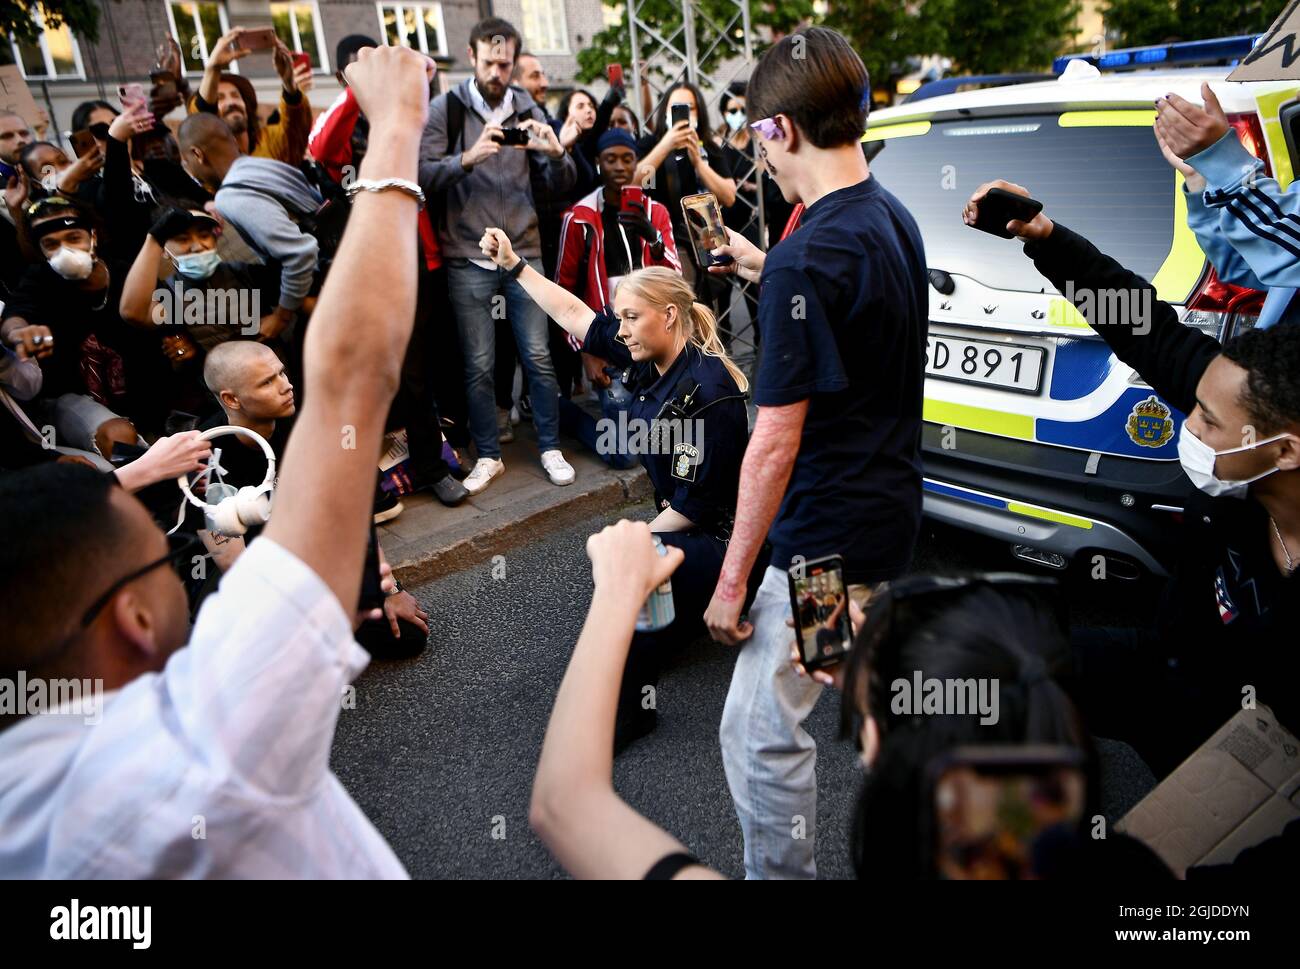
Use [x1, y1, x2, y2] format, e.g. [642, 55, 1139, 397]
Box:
[753, 176, 928, 584]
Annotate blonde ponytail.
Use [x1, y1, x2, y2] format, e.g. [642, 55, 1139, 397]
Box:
[615, 266, 750, 393]
[686, 300, 749, 392]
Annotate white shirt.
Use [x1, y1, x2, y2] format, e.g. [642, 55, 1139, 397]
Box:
[0, 538, 408, 879]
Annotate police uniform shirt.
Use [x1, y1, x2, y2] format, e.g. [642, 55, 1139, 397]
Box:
[582, 307, 748, 534]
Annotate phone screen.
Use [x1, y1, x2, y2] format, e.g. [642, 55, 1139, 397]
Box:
[932, 749, 1086, 880]
[607, 63, 624, 87]
[0, 160, 16, 182]
[670, 102, 691, 128]
[680, 193, 731, 268]
[292, 52, 312, 73]
[788, 555, 852, 670]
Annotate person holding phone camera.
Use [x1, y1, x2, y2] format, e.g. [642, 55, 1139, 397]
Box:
[418, 17, 578, 495]
[186, 27, 313, 165]
[964, 178, 1300, 777]
[531, 526, 1165, 880]
[636, 83, 736, 306]
[480, 225, 760, 749]
[701, 28, 929, 880]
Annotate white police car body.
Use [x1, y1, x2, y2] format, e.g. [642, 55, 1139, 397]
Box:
[865, 36, 1297, 576]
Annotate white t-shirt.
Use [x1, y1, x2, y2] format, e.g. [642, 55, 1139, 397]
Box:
[0, 537, 408, 878]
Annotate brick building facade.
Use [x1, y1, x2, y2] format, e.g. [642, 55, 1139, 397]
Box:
[5, 0, 611, 141]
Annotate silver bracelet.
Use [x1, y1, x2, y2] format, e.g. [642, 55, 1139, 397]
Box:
[345, 177, 425, 208]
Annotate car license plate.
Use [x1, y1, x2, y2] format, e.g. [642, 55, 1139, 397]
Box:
[925, 334, 1044, 394]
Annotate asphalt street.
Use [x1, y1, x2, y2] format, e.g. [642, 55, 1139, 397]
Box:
[331, 502, 1159, 879]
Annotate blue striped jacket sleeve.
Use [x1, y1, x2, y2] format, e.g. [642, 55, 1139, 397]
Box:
[1186, 130, 1300, 289]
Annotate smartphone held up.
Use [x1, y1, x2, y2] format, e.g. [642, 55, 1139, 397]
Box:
[969, 187, 1043, 239]
[680, 192, 733, 268]
[788, 555, 853, 672]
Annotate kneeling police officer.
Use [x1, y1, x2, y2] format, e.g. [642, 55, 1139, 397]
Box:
[480, 228, 764, 751]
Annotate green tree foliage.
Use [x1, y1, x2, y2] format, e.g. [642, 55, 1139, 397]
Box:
[943, 0, 1082, 74]
[1103, 0, 1279, 48]
[823, 0, 950, 90]
[0, 1, 106, 48]
[575, 0, 815, 85]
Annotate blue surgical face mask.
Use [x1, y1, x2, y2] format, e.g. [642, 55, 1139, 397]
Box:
[725, 109, 746, 132]
[168, 247, 222, 281]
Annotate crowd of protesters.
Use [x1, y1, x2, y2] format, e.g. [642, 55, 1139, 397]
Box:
[0, 18, 1296, 883]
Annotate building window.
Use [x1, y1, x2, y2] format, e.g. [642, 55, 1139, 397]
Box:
[166, 1, 231, 74]
[376, 3, 446, 58]
[6, 4, 84, 80]
[271, 1, 328, 72]
[520, 0, 568, 55]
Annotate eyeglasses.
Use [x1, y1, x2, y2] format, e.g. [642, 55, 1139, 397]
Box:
[88, 122, 110, 141]
[749, 117, 785, 141]
[79, 532, 201, 628]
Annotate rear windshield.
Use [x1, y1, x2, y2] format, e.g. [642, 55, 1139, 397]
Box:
[867, 114, 1190, 295]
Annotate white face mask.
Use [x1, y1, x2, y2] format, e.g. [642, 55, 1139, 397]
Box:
[47, 243, 95, 281]
[1177, 424, 1293, 498]
[725, 110, 746, 132]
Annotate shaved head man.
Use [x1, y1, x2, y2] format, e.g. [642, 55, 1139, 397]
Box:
[178, 112, 242, 193]
[203, 341, 295, 433]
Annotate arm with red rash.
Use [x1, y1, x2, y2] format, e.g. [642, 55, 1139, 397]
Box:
[712, 400, 808, 604]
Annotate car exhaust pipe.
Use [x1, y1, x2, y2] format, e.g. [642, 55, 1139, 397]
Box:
[1010, 544, 1068, 570]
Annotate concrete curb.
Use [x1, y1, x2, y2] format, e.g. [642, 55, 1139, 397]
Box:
[389, 466, 653, 586]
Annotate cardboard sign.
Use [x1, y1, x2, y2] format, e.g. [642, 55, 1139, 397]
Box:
[0, 65, 43, 129]
[1228, 0, 1300, 81]
[1116, 705, 1300, 876]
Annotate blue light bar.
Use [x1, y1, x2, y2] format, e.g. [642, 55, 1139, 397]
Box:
[1053, 34, 1265, 74]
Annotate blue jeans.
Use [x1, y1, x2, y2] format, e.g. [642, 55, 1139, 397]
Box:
[557, 367, 638, 470]
[446, 258, 560, 459]
[720, 566, 871, 879]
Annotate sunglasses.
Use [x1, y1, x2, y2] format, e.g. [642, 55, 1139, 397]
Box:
[749, 117, 785, 141]
[88, 122, 110, 141]
[79, 532, 201, 628]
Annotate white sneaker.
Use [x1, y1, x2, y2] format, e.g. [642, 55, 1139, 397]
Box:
[540, 449, 575, 486]
[463, 457, 505, 495]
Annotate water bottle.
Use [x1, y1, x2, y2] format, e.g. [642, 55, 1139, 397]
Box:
[635, 535, 676, 631]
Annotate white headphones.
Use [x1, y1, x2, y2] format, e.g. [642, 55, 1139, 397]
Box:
[175, 425, 277, 537]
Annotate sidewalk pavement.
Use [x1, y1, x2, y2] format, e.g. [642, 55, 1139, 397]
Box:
[380, 420, 652, 586]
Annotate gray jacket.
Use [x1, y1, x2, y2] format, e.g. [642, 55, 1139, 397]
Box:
[419, 79, 576, 260]
[214, 155, 322, 311]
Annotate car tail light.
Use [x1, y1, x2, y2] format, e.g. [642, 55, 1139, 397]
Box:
[1227, 112, 1270, 175]
[1180, 114, 1269, 343]
[1181, 263, 1261, 341]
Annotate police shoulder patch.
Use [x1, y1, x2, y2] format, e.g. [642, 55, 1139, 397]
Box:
[671, 442, 699, 482]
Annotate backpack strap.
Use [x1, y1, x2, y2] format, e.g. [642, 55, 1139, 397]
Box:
[445, 90, 466, 156]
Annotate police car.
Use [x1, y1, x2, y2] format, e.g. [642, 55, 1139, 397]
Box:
[865, 35, 1298, 577]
